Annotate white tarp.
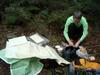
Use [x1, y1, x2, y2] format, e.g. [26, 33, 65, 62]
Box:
[0, 35, 70, 75]
[5, 36, 70, 65]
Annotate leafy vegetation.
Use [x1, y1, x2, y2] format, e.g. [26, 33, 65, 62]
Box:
[0, 0, 100, 29]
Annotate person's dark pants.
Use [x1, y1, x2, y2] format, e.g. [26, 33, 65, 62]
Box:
[68, 23, 83, 41]
[66, 63, 75, 75]
[64, 23, 83, 45]
[75, 69, 96, 75]
[96, 68, 100, 75]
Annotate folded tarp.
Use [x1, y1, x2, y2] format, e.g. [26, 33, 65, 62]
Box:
[29, 33, 49, 45]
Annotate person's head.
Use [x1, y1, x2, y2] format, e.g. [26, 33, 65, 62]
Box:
[73, 11, 82, 24]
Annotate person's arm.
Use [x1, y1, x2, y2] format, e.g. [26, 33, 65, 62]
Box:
[63, 21, 70, 41]
[75, 17, 88, 47]
[79, 17, 88, 42]
[63, 16, 74, 46]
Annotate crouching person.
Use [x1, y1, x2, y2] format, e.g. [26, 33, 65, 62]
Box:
[63, 10, 88, 47]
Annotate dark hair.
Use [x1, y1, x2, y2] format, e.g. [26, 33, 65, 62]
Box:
[73, 11, 82, 19]
[62, 46, 79, 62]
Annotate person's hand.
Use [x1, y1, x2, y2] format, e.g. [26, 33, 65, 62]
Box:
[61, 42, 69, 47]
[75, 40, 80, 47]
[89, 56, 96, 61]
[79, 46, 86, 50]
[68, 40, 74, 46]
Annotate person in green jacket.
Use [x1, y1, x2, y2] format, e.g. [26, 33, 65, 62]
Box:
[63, 11, 88, 47]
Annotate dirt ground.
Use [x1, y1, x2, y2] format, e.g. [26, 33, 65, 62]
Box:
[0, 24, 100, 75]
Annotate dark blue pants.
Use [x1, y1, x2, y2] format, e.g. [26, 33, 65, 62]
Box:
[66, 63, 75, 75]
